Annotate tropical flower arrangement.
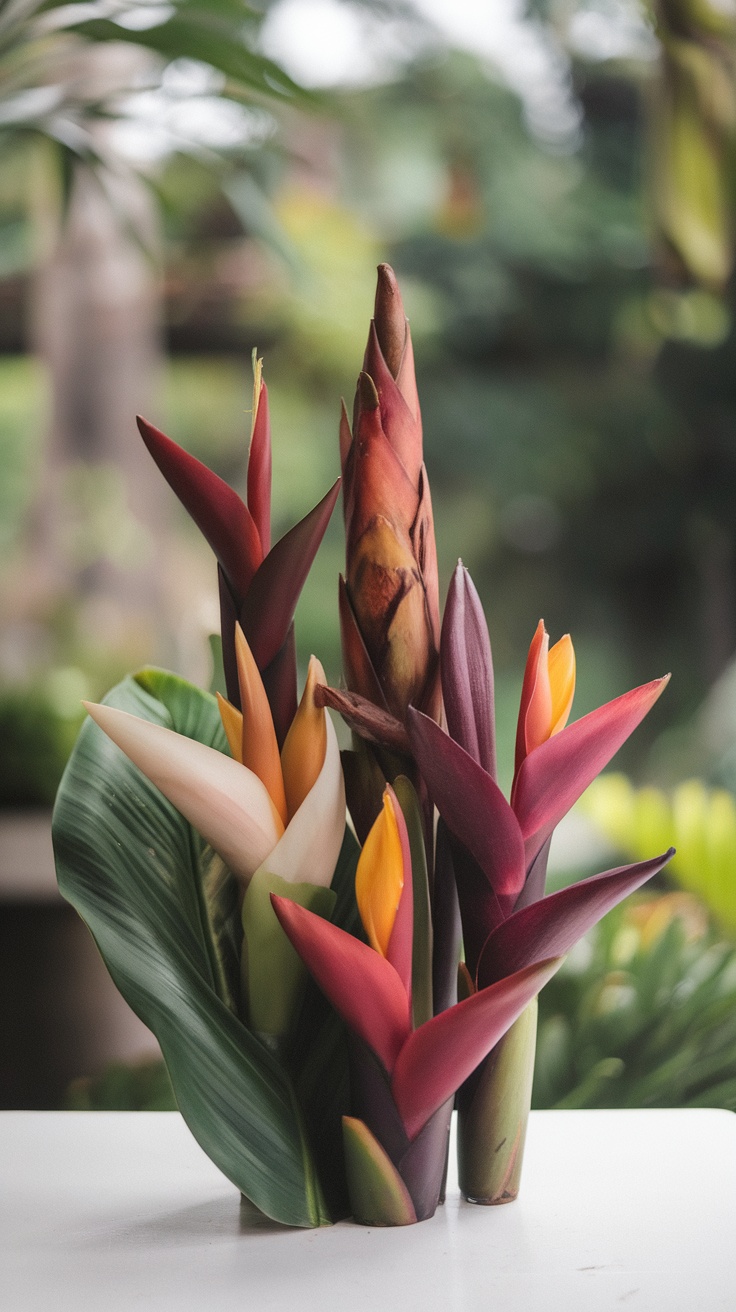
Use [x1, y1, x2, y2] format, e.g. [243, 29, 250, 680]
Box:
[52, 266, 674, 1228]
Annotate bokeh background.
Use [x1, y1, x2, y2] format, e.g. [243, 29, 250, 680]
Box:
[3, 0, 736, 1114]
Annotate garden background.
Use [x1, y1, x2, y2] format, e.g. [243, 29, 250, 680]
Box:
[3, 0, 736, 1115]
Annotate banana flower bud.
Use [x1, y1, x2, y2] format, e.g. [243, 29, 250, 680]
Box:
[340, 265, 440, 726]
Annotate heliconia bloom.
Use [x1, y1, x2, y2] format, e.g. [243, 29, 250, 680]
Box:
[407, 562, 675, 981]
[272, 786, 562, 1222]
[136, 357, 339, 746]
[213, 628, 332, 838]
[514, 620, 576, 776]
[83, 652, 345, 894]
[340, 265, 440, 727]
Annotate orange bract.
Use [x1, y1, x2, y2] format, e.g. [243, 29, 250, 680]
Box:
[281, 656, 328, 818]
[235, 624, 288, 827]
[216, 692, 244, 764]
[518, 621, 576, 765]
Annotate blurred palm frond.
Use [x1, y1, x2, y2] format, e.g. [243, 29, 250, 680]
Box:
[534, 890, 736, 1110]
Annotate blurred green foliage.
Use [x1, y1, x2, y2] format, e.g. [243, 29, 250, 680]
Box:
[5, 45, 736, 788]
[0, 0, 304, 255]
[66, 1058, 176, 1112]
[0, 13, 734, 801]
[0, 355, 47, 550]
[533, 890, 736, 1111]
[0, 684, 83, 807]
[583, 772, 736, 936]
[652, 0, 736, 288]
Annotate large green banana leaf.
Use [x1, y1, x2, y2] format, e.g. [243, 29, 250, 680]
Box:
[53, 666, 357, 1227]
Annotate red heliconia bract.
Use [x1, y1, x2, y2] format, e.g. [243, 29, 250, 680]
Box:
[137, 370, 339, 745]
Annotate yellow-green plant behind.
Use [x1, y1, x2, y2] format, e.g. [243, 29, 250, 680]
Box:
[651, 0, 736, 288]
[582, 773, 736, 935]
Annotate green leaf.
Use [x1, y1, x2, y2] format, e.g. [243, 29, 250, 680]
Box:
[291, 826, 361, 1219]
[53, 669, 331, 1227]
[393, 775, 433, 1028]
[242, 869, 336, 1041]
[68, 16, 307, 100]
[207, 633, 228, 700]
[136, 666, 242, 1010]
[342, 1116, 417, 1226]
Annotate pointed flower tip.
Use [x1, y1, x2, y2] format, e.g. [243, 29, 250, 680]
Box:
[374, 263, 402, 314]
[250, 361, 265, 428]
[641, 672, 671, 704]
[307, 653, 326, 683]
[357, 371, 380, 411]
[373, 265, 406, 379]
[136, 414, 157, 444]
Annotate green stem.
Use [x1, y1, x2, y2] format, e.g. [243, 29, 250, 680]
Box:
[457, 998, 537, 1205]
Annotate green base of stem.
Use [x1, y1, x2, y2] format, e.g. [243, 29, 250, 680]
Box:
[457, 998, 537, 1205]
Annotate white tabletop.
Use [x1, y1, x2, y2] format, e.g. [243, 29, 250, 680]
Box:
[1, 1108, 733, 1311]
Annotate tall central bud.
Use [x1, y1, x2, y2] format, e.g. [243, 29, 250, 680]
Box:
[341, 264, 440, 725]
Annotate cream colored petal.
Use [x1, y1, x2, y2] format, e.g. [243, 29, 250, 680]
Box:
[256, 710, 346, 888]
[83, 701, 283, 888]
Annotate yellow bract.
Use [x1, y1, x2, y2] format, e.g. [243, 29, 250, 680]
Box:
[548, 634, 576, 738]
[216, 692, 244, 765]
[523, 621, 576, 756]
[356, 789, 405, 957]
